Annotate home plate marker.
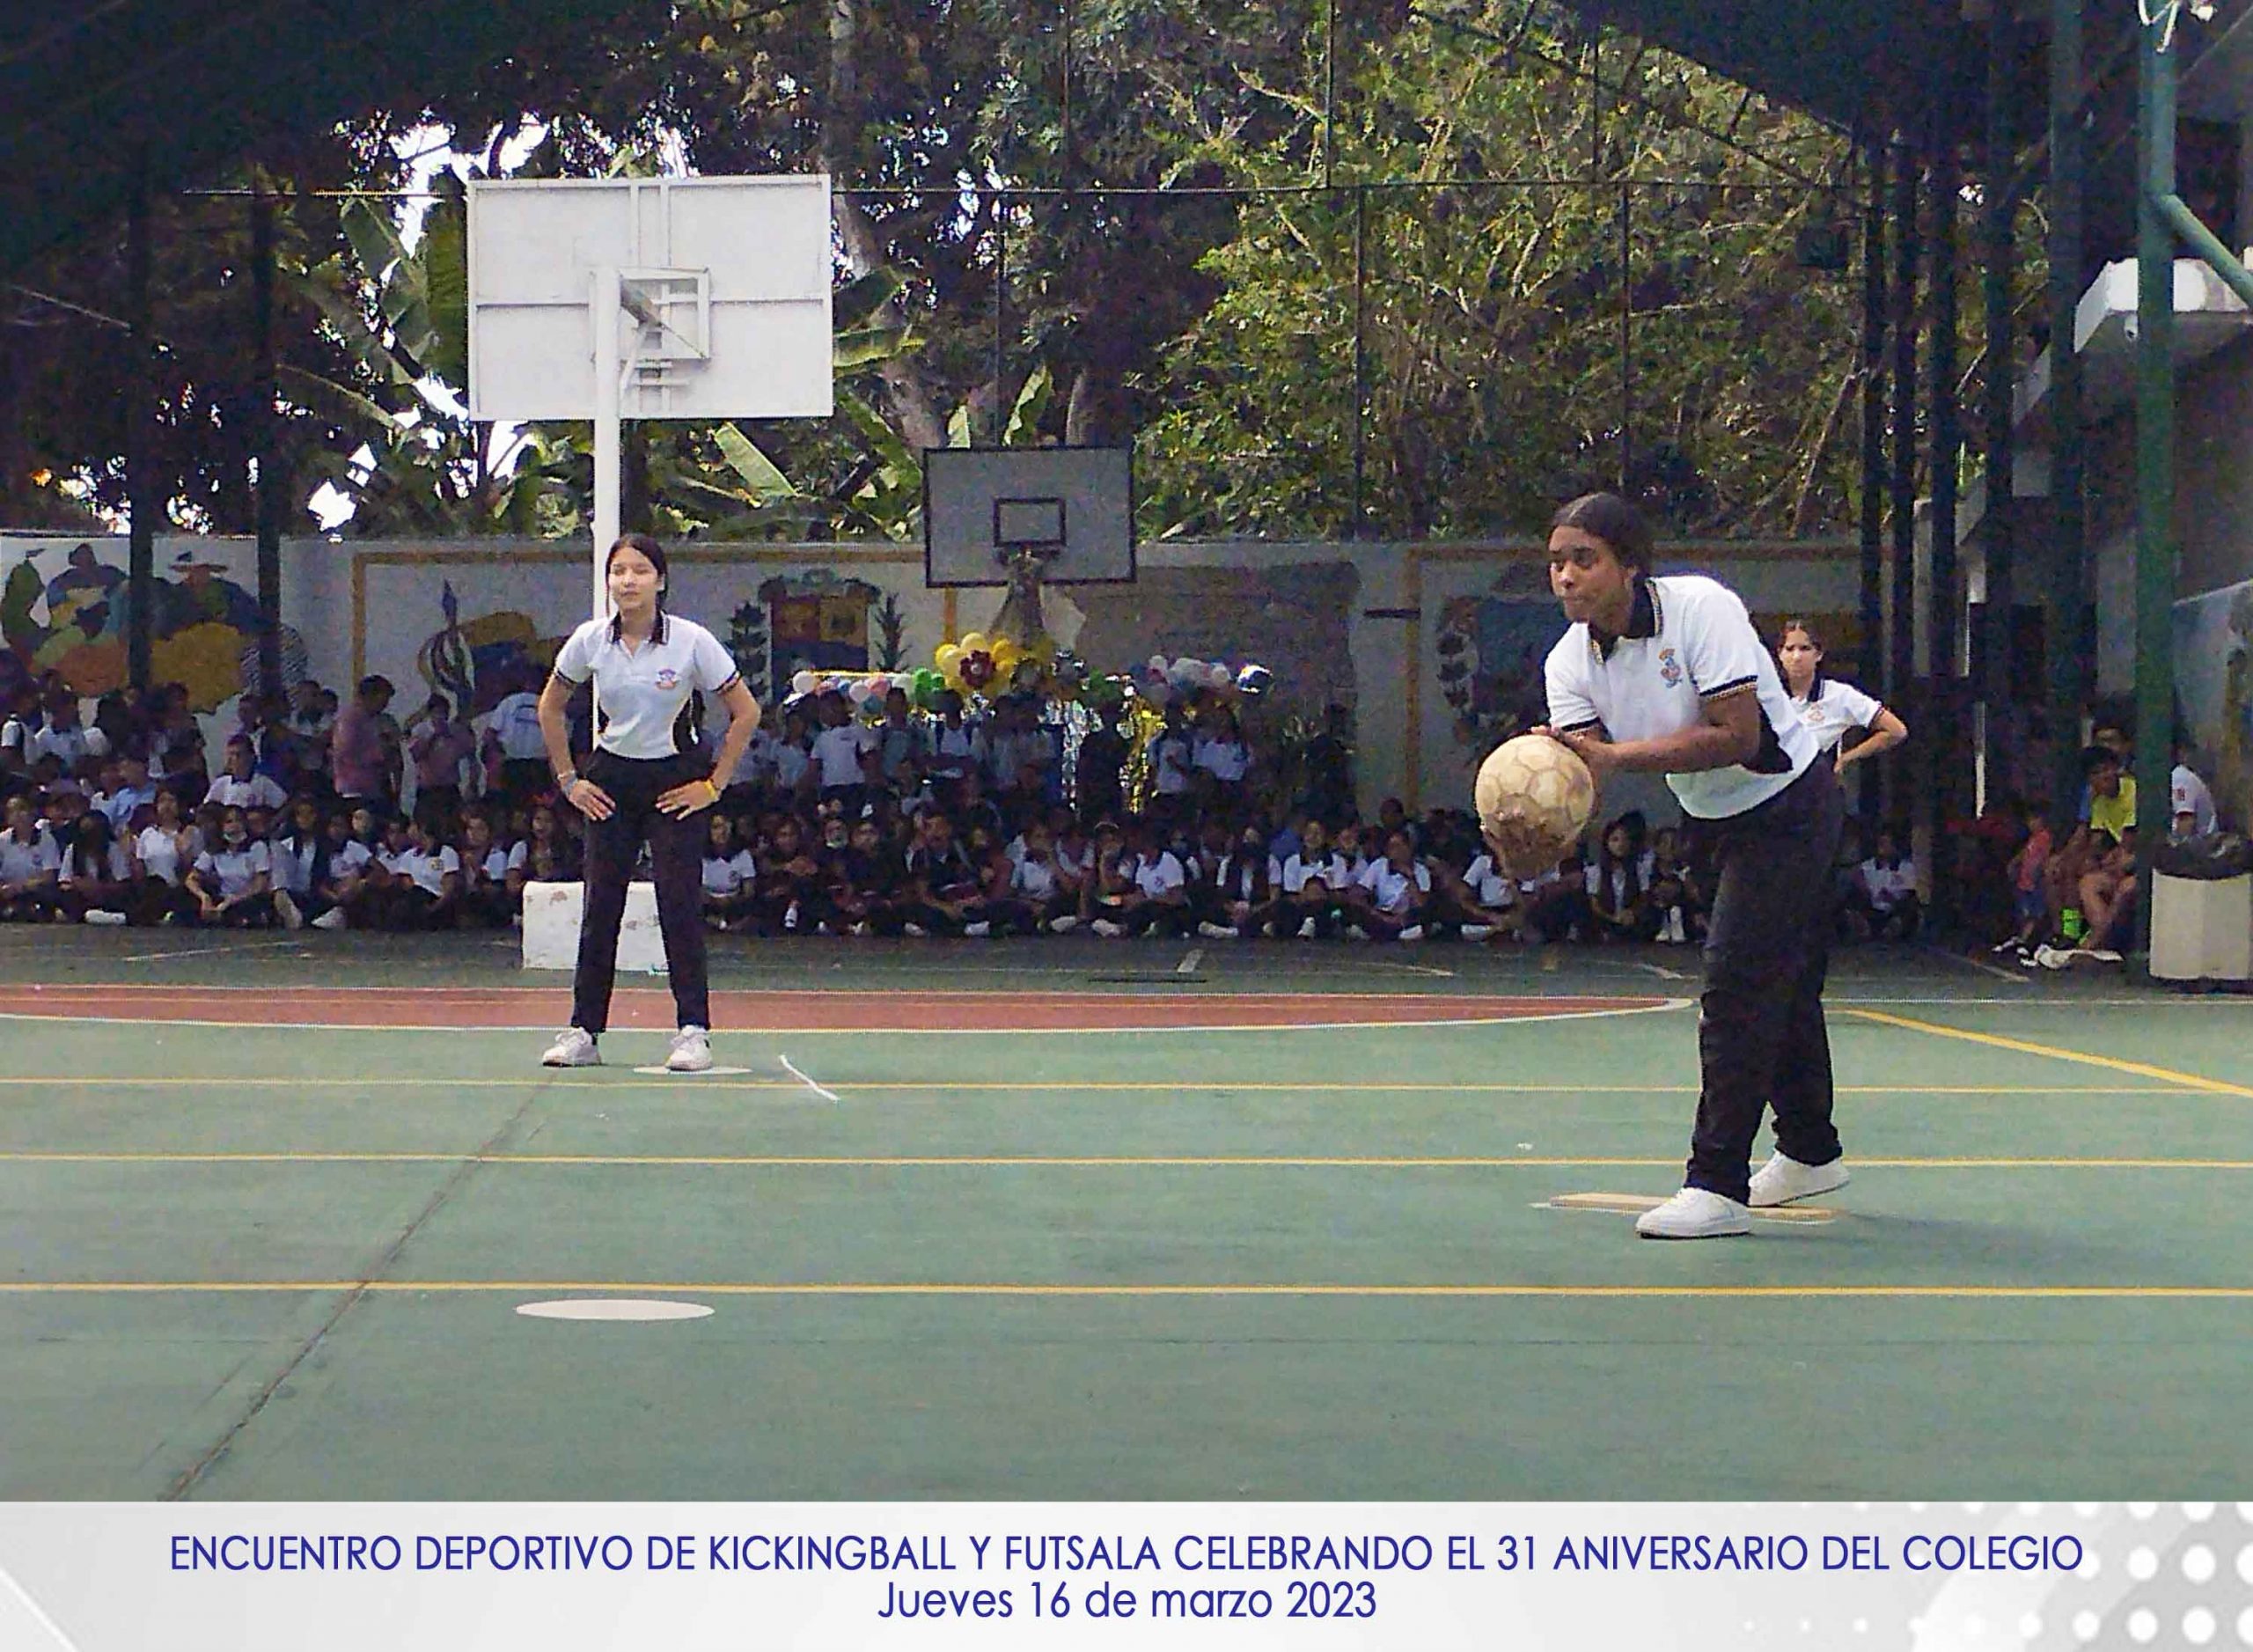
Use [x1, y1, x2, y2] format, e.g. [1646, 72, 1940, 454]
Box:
[516, 1299, 716, 1322]
[1541, 1192, 1839, 1225]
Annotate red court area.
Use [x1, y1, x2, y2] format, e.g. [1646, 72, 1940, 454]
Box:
[0, 984, 1666, 1031]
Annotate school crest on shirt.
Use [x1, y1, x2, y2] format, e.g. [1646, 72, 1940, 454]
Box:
[655, 666, 679, 691]
[1658, 647, 1684, 687]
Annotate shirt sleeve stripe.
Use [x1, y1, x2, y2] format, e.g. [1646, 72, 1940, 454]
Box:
[1697, 675, 1758, 701]
[1557, 718, 1602, 734]
[712, 672, 743, 696]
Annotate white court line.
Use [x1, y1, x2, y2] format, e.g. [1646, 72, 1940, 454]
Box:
[0, 998, 1696, 1036]
[1630, 960, 1688, 982]
[1177, 948, 1204, 975]
[118, 937, 305, 965]
[777, 1053, 840, 1102]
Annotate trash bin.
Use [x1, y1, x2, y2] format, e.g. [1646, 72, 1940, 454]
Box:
[2148, 863, 2253, 983]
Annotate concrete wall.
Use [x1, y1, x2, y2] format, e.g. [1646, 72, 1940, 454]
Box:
[3, 530, 1859, 822]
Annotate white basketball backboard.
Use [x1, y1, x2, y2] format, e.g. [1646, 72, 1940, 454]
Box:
[466, 175, 833, 422]
[923, 445, 1135, 587]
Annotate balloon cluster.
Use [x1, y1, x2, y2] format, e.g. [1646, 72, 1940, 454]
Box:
[931, 631, 1057, 699]
[788, 667, 935, 710]
[780, 641, 1275, 723]
[1135, 654, 1273, 708]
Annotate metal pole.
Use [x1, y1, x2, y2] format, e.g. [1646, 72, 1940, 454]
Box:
[1323, 0, 1338, 187]
[1980, 0, 2018, 811]
[1060, 0, 1075, 185]
[2132, 8, 2179, 947]
[994, 194, 1008, 446]
[1858, 139, 1889, 778]
[591, 266, 621, 623]
[2048, 0, 2089, 815]
[1929, 98, 1963, 929]
[125, 161, 156, 694]
[1350, 184, 1369, 539]
[1618, 180, 1632, 494]
[251, 190, 283, 702]
[1888, 141, 1920, 826]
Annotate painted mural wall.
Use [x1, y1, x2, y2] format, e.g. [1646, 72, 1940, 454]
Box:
[5, 531, 1864, 819]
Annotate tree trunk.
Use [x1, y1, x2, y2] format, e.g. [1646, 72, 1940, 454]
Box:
[822, 0, 948, 455]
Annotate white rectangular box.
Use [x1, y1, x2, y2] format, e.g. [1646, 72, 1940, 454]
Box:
[522, 879, 670, 974]
[2149, 870, 2253, 981]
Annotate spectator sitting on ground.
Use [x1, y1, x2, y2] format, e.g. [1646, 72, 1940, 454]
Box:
[0, 793, 63, 923]
[2172, 739, 2219, 839]
[1846, 828, 1921, 942]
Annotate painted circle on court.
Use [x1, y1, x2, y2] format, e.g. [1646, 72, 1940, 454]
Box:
[516, 1299, 715, 1322]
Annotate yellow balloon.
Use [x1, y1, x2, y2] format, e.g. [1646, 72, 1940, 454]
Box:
[959, 632, 990, 655]
[935, 642, 964, 674]
[990, 640, 1024, 673]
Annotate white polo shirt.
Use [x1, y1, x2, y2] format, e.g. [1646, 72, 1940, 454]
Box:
[552, 615, 740, 761]
[0, 828, 61, 886]
[1358, 857, 1431, 914]
[489, 691, 548, 760]
[814, 722, 877, 788]
[1791, 678, 1884, 755]
[2173, 763, 2218, 836]
[1545, 574, 1816, 820]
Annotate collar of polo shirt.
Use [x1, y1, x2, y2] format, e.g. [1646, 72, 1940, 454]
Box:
[1589, 576, 1662, 659]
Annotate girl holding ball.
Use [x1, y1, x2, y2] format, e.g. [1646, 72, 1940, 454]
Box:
[1531, 493, 1847, 1239]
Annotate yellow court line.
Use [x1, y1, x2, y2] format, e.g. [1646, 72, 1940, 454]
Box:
[1846, 1009, 2253, 1099]
[5, 1152, 2253, 1170]
[0, 1077, 2205, 1096]
[2, 1281, 2251, 1301]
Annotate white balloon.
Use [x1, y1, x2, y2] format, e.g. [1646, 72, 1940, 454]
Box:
[791, 670, 818, 695]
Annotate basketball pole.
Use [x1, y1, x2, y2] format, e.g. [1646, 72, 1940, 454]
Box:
[591, 265, 622, 625]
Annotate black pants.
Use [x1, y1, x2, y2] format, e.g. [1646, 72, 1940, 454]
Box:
[573, 750, 711, 1037]
[1685, 760, 1845, 1203]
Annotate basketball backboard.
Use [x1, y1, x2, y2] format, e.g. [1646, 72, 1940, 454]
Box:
[922, 445, 1134, 587]
[466, 175, 833, 422]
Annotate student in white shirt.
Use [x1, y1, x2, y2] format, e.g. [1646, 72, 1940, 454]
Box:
[56, 811, 135, 924]
[186, 806, 278, 928]
[1349, 828, 1434, 941]
[1776, 620, 1908, 776]
[456, 811, 526, 929]
[131, 787, 199, 925]
[206, 736, 289, 813]
[487, 678, 554, 808]
[537, 536, 763, 1073]
[700, 812, 760, 933]
[2171, 741, 2219, 839]
[1251, 818, 1347, 939]
[811, 692, 877, 811]
[1847, 827, 1921, 942]
[1090, 819, 1192, 937]
[1536, 493, 1846, 1239]
[0, 794, 63, 921]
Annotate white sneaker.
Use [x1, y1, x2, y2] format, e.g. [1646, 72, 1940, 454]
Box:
[1296, 916, 1317, 939]
[666, 1025, 713, 1073]
[273, 890, 304, 929]
[1397, 924, 1425, 943]
[1196, 921, 1233, 939]
[2081, 947, 2123, 965]
[964, 921, 992, 937]
[1345, 925, 1370, 941]
[848, 921, 872, 936]
[84, 909, 128, 926]
[1663, 909, 1688, 944]
[311, 907, 347, 931]
[1748, 1151, 1851, 1208]
[1459, 923, 1493, 942]
[902, 922, 928, 938]
[1090, 919, 1125, 938]
[1635, 1187, 1751, 1240]
[541, 1027, 600, 1068]
[1047, 914, 1079, 933]
[2034, 943, 2073, 970]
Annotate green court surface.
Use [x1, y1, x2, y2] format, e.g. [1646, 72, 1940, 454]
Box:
[1, 926, 2247, 1501]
